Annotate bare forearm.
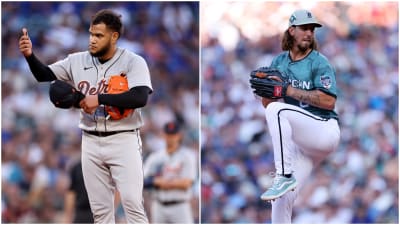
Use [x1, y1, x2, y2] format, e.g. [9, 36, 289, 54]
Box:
[286, 86, 335, 110]
[155, 177, 193, 190]
[63, 191, 75, 223]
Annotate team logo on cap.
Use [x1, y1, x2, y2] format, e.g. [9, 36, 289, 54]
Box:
[307, 12, 312, 18]
[290, 15, 296, 23]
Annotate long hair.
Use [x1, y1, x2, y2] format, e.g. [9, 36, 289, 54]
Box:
[281, 28, 318, 51]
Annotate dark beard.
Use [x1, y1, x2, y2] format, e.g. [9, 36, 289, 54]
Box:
[297, 39, 314, 53]
[297, 42, 310, 52]
[90, 44, 110, 58]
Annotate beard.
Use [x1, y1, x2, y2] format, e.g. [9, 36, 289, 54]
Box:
[297, 39, 314, 53]
[297, 42, 311, 52]
[89, 43, 111, 58]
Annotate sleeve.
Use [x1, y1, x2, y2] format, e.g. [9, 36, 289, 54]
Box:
[48, 55, 73, 81]
[181, 151, 197, 181]
[313, 60, 337, 98]
[143, 154, 159, 178]
[127, 55, 153, 92]
[25, 53, 57, 82]
[269, 57, 278, 68]
[98, 86, 151, 109]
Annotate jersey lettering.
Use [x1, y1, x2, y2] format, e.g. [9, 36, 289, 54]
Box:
[77, 79, 108, 95]
[290, 79, 311, 90]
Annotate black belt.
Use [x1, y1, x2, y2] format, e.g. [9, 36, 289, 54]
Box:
[83, 129, 138, 137]
[158, 200, 185, 206]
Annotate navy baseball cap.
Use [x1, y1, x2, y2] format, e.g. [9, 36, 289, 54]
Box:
[288, 9, 322, 28]
[164, 121, 181, 134]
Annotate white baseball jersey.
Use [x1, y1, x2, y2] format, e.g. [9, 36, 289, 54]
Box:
[49, 47, 152, 131]
[144, 146, 197, 202]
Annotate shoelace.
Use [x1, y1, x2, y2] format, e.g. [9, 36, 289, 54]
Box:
[268, 175, 285, 190]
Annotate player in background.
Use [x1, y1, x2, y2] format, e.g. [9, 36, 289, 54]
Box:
[256, 10, 340, 223]
[63, 160, 93, 223]
[19, 9, 151, 223]
[143, 121, 197, 223]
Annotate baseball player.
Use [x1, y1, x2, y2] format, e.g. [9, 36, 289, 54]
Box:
[143, 121, 197, 223]
[249, 9, 340, 223]
[19, 9, 151, 223]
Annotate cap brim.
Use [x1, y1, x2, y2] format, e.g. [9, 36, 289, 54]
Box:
[292, 22, 322, 27]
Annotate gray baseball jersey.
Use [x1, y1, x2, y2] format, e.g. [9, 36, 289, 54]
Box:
[143, 146, 197, 202]
[49, 47, 152, 131]
[49, 47, 152, 223]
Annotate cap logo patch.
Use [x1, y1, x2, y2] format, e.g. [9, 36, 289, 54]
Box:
[307, 12, 312, 18]
[290, 15, 296, 23]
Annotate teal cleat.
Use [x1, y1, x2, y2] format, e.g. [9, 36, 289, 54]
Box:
[261, 175, 297, 201]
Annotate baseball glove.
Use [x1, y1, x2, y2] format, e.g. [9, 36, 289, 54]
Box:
[105, 74, 134, 120]
[49, 80, 85, 109]
[249, 67, 289, 99]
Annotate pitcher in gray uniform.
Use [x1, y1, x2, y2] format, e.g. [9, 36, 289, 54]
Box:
[143, 121, 197, 223]
[19, 9, 151, 223]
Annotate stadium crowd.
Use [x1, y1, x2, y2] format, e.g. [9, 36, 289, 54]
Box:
[2, 2, 199, 223]
[201, 2, 398, 223]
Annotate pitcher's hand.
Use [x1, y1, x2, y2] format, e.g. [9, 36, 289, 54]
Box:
[19, 28, 32, 57]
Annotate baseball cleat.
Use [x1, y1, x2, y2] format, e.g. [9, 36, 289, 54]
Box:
[260, 175, 298, 201]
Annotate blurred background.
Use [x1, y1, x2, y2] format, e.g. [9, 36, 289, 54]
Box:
[201, 1, 398, 223]
[2, 2, 199, 223]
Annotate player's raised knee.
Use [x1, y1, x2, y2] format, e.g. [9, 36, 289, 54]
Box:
[265, 101, 285, 115]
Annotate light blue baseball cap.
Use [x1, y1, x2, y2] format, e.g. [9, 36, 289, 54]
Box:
[288, 9, 322, 28]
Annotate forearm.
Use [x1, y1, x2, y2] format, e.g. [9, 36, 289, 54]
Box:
[25, 53, 57, 82]
[286, 86, 335, 110]
[155, 177, 193, 190]
[63, 191, 75, 223]
[98, 86, 151, 109]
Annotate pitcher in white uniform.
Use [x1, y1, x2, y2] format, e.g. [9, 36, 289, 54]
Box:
[19, 9, 152, 223]
[143, 121, 197, 223]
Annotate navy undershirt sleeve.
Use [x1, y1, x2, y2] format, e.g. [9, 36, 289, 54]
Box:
[25, 53, 57, 82]
[98, 86, 151, 109]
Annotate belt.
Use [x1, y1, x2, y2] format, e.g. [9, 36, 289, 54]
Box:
[158, 200, 185, 206]
[83, 129, 138, 137]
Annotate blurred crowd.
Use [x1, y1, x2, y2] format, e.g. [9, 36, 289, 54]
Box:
[201, 2, 398, 224]
[2, 2, 199, 223]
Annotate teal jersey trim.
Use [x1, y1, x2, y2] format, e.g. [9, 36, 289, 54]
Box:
[270, 50, 338, 120]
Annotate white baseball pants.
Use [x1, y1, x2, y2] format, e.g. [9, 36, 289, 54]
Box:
[265, 102, 340, 223]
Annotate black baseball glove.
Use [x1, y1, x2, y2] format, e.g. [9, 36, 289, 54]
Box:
[249, 67, 289, 99]
[49, 80, 85, 109]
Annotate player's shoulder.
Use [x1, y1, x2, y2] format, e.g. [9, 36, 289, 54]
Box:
[144, 149, 165, 163]
[178, 147, 197, 159]
[119, 48, 146, 62]
[273, 51, 289, 61]
[310, 50, 331, 65]
[150, 149, 167, 158]
[271, 51, 289, 66]
[67, 51, 90, 58]
[64, 51, 92, 62]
